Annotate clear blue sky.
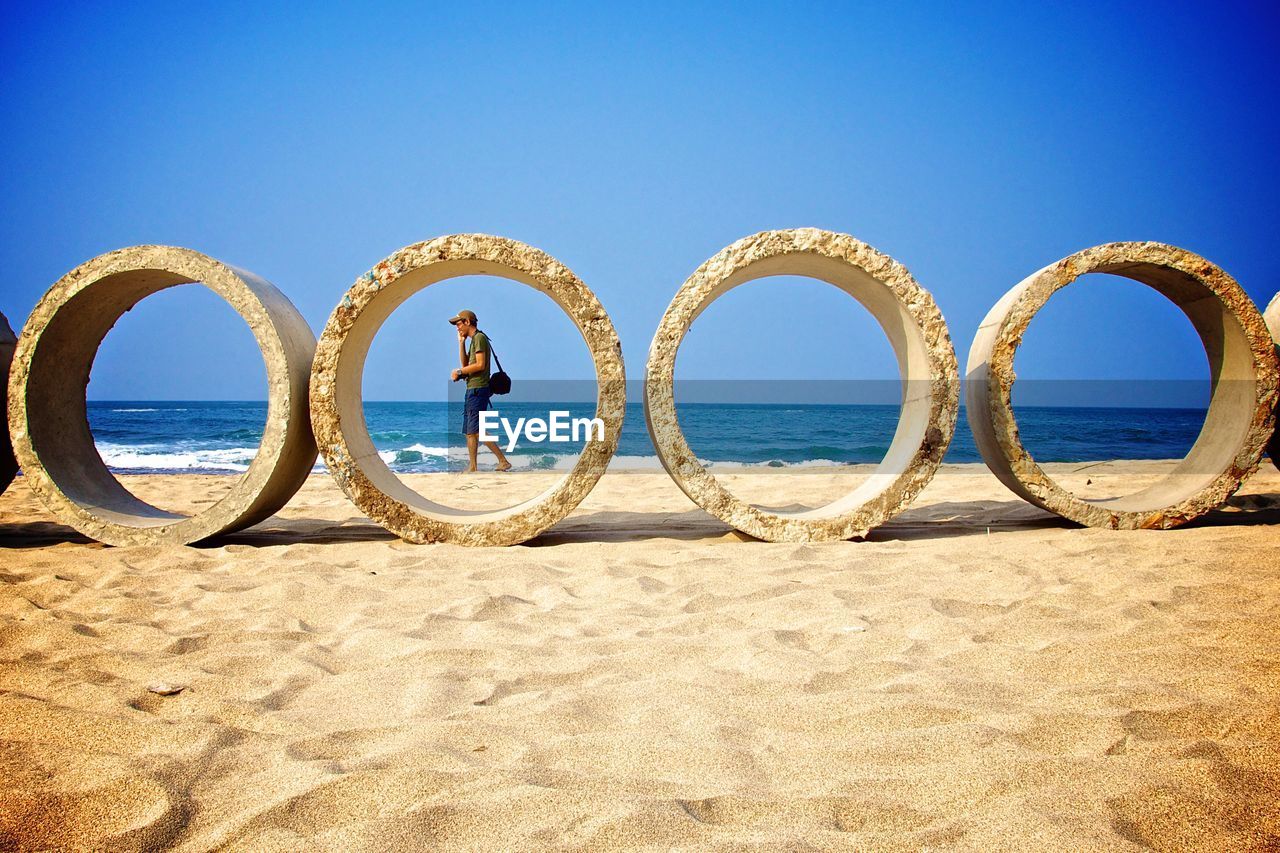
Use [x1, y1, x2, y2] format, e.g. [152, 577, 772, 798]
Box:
[1, 1, 1276, 400]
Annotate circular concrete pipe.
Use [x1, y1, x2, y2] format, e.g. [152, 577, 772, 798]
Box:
[644, 228, 959, 543]
[310, 234, 625, 546]
[8, 246, 318, 545]
[965, 242, 1279, 529]
[0, 312, 17, 495]
[1265, 292, 1280, 471]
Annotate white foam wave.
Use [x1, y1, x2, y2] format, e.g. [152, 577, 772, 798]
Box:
[404, 444, 450, 456]
[95, 443, 258, 472]
[502, 455, 848, 471]
[93, 443, 849, 475]
[377, 444, 452, 465]
[697, 457, 845, 469]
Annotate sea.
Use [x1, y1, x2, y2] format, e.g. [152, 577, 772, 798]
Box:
[85, 400, 1213, 475]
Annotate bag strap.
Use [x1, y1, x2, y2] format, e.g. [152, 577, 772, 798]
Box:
[479, 331, 504, 373]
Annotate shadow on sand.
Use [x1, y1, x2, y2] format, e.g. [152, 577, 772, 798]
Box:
[1, 493, 1276, 549]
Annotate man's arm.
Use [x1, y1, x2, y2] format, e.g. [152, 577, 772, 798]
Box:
[458, 334, 468, 368]
[456, 352, 486, 378]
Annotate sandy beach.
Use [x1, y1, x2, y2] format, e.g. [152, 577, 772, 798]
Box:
[1, 461, 1278, 850]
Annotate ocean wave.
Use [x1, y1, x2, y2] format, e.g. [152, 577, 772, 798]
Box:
[507, 455, 849, 471]
[694, 457, 845, 469]
[377, 444, 452, 466]
[95, 443, 259, 472]
[91, 438, 863, 476]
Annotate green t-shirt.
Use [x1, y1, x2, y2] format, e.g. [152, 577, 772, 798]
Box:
[466, 331, 491, 389]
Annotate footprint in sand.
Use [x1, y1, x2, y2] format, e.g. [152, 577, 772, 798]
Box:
[636, 576, 668, 593]
[675, 794, 939, 835]
[466, 594, 537, 621]
[1, 777, 186, 852]
[286, 727, 403, 762]
[164, 635, 211, 655]
[929, 597, 1019, 620]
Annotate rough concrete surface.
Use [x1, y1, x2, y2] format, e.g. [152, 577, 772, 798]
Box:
[310, 233, 626, 546]
[1266, 292, 1280, 471]
[0, 311, 16, 494]
[965, 242, 1279, 529]
[7, 246, 317, 546]
[644, 228, 959, 542]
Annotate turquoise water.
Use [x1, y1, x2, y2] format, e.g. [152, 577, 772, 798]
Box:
[84, 400, 1214, 474]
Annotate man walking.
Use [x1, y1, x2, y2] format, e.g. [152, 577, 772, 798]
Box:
[449, 309, 512, 472]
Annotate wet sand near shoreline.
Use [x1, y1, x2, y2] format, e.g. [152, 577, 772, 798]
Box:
[1, 462, 1278, 850]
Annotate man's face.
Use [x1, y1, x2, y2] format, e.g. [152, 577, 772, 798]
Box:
[455, 319, 472, 335]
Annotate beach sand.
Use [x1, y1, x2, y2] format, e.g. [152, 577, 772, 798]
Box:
[1, 461, 1278, 850]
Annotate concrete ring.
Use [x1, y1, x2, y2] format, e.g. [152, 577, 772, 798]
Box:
[7, 246, 318, 545]
[965, 242, 1280, 529]
[0, 311, 16, 495]
[644, 228, 960, 543]
[310, 234, 625, 546]
[1265, 292, 1280, 471]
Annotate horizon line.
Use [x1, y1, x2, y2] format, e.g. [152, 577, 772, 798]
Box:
[84, 398, 1215, 411]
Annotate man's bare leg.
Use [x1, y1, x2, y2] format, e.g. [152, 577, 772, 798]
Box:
[466, 433, 479, 472]
[486, 442, 512, 471]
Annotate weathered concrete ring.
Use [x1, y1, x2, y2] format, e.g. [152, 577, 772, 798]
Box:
[7, 246, 318, 545]
[0, 311, 17, 495]
[644, 228, 959, 542]
[310, 234, 625, 546]
[1265, 292, 1280, 471]
[965, 242, 1279, 528]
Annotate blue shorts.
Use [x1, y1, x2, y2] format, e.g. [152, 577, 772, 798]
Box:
[463, 387, 492, 435]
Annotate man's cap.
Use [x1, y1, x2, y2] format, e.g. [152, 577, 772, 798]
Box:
[448, 309, 477, 326]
